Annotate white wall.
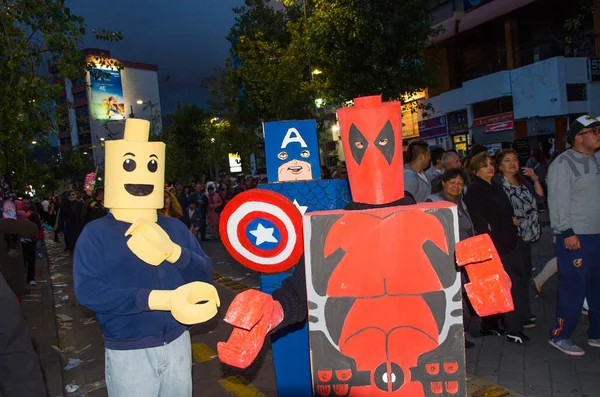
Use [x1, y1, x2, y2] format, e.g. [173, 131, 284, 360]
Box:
[463, 70, 512, 104]
[440, 87, 465, 113]
[511, 57, 564, 118]
[423, 56, 593, 123]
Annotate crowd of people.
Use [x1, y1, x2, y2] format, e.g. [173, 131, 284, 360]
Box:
[402, 114, 600, 355]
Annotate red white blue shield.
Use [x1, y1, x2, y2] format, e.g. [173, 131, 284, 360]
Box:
[219, 189, 304, 273]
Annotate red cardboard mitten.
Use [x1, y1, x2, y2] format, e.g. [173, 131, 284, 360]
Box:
[217, 289, 284, 369]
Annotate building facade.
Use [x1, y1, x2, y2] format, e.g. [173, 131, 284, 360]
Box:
[57, 49, 162, 167]
[419, 0, 599, 156]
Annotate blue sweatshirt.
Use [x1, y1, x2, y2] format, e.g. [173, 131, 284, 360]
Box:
[73, 214, 213, 350]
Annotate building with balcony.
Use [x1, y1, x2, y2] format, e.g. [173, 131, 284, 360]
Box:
[415, 0, 599, 157]
[56, 49, 162, 167]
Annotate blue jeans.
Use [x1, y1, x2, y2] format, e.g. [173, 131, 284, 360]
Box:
[551, 234, 600, 341]
[105, 331, 192, 397]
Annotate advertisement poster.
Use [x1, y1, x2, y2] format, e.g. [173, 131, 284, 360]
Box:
[229, 153, 242, 173]
[418, 115, 448, 139]
[89, 68, 125, 120]
[447, 109, 469, 135]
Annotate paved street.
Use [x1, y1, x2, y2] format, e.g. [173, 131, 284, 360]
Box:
[16, 217, 600, 397]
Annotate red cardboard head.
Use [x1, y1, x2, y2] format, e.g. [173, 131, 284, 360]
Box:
[337, 95, 404, 205]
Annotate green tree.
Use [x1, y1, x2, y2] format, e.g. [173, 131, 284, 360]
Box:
[163, 104, 259, 181]
[0, 0, 122, 189]
[208, 0, 439, 135]
[303, 0, 440, 103]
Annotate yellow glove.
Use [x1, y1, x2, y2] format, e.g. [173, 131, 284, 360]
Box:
[125, 219, 182, 266]
[148, 282, 220, 325]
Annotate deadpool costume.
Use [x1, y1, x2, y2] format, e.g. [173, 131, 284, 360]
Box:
[218, 96, 514, 397]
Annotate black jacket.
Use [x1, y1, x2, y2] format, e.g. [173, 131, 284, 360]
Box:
[463, 176, 519, 255]
[272, 192, 416, 329]
[0, 273, 46, 396]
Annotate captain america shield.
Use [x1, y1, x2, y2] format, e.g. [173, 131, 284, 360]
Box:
[219, 189, 304, 273]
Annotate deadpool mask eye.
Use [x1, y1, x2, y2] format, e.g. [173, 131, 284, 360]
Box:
[349, 124, 368, 165]
[374, 120, 395, 165]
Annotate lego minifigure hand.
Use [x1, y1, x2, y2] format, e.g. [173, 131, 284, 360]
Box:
[456, 234, 514, 317]
[217, 289, 284, 369]
[148, 282, 220, 325]
[125, 219, 182, 266]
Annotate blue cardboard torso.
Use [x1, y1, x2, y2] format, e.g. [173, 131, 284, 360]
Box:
[258, 179, 350, 396]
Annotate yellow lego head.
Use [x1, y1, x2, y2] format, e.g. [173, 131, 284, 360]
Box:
[104, 119, 165, 210]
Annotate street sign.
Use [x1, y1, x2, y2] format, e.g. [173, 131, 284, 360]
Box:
[473, 112, 513, 127]
[486, 121, 514, 132]
[418, 115, 448, 139]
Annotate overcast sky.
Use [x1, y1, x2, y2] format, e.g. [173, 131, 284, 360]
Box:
[67, 0, 245, 114]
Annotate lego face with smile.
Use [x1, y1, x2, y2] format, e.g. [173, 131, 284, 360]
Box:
[104, 120, 165, 209]
[264, 119, 321, 182]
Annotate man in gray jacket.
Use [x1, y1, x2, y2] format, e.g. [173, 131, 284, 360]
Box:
[548, 115, 600, 356]
[403, 140, 431, 202]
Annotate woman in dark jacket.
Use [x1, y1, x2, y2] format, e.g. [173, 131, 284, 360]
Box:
[426, 168, 476, 347]
[463, 152, 531, 344]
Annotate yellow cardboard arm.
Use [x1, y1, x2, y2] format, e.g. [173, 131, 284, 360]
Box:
[148, 282, 220, 325]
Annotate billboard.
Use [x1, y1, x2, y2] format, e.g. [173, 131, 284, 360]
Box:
[89, 67, 125, 120]
[418, 115, 448, 139]
[229, 153, 242, 173]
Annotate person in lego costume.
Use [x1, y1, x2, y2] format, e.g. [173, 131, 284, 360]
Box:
[218, 96, 514, 396]
[233, 119, 352, 396]
[73, 119, 220, 397]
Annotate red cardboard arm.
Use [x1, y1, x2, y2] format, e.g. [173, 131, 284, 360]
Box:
[456, 234, 514, 317]
[217, 289, 284, 369]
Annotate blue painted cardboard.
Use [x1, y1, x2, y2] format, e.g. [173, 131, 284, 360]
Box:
[263, 119, 321, 183]
[258, 179, 350, 397]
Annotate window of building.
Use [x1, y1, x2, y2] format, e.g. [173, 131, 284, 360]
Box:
[75, 107, 89, 118]
[59, 136, 72, 146]
[566, 84, 587, 102]
[472, 96, 514, 120]
[78, 133, 92, 145]
[73, 91, 87, 101]
[77, 120, 90, 131]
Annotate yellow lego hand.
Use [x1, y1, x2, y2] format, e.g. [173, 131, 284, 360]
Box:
[148, 282, 220, 325]
[125, 219, 181, 266]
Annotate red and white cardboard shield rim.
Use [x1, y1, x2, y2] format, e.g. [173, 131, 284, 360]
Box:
[219, 189, 303, 273]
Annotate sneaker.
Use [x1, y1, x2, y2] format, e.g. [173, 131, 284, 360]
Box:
[549, 339, 585, 356]
[480, 326, 502, 337]
[589, 339, 600, 348]
[505, 332, 530, 344]
[523, 320, 536, 329]
[28, 280, 36, 286]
